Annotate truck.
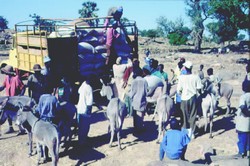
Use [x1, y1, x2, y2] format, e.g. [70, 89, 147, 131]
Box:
[1, 17, 138, 87]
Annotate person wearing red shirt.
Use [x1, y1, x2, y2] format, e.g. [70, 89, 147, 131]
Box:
[0, 65, 25, 134]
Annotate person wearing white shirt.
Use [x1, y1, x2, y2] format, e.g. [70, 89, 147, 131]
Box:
[177, 61, 202, 139]
[77, 77, 93, 145]
[112, 57, 132, 101]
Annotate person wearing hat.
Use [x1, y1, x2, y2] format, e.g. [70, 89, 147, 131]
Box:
[26, 64, 46, 103]
[159, 118, 190, 161]
[41, 55, 56, 94]
[41, 55, 51, 76]
[0, 65, 25, 134]
[104, 6, 123, 30]
[177, 61, 202, 139]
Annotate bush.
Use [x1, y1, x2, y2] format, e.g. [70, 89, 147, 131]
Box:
[167, 32, 187, 45]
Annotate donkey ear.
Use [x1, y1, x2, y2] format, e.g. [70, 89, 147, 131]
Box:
[0, 98, 9, 108]
[100, 78, 104, 84]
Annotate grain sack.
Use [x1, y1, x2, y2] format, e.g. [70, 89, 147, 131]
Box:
[78, 42, 95, 54]
[79, 63, 95, 72]
[97, 36, 106, 45]
[94, 53, 106, 63]
[78, 54, 96, 64]
[87, 29, 105, 37]
[80, 36, 99, 46]
[94, 61, 106, 70]
[95, 69, 106, 76]
[77, 30, 89, 37]
[49, 27, 75, 38]
[95, 45, 107, 54]
[80, 70, 96, 77]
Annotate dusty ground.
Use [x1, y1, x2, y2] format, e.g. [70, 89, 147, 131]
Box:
[0, 49, 249, 166]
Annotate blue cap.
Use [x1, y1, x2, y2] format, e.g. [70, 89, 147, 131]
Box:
[43, 56, 51, 63]
[117, 6, 123, 13]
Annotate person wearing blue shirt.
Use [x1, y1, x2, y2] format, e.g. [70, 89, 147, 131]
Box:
[35, 84, 60, 124]
[159, 118, 190, 161]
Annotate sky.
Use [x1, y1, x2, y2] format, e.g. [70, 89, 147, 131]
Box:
[1, 0, 189, 30]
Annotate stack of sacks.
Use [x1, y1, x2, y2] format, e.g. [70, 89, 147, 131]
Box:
[49, 27, 75, 38]
[77, 27, 132, 78]
[113, 29, 132, 59]
[77, 29, 107, 78]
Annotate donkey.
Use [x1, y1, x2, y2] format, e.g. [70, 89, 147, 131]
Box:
[151, 81, 174, 143]
[15, 103, 60, 166]
[197, 91, 217, 139]
[0, 96, 37, 136]
[205, 80, 233, 115]
[100, 78, 127, 150]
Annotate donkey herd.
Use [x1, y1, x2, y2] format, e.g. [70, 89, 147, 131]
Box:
[0, 76, 233, 166]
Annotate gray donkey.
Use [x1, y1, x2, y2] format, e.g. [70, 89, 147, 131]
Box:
[0, 96, 36, 136]
[15, 103, 60, 166]
[152, 81, 174, 143]
[100, 78, 127, 150]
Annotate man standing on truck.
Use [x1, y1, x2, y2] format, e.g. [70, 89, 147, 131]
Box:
[0, 65, 25, 134]
[104, 6, 123, 30]
[105, 21, 120, 69]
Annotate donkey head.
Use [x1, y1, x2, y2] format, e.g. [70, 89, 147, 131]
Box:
[15, 102, 26, 126]
[100, 78, 114, 100]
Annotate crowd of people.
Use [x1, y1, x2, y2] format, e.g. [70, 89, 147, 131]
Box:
[0, 53, 249, 161]
[0, 5, 249, 163]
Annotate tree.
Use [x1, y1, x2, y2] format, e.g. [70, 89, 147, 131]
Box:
[156, 16, 191, 45]
[29, 14, 56, 31]
[139, 29, 160, 38]
[207, 21, 238, 44]
[185, 0, 209, 53]
[208, 0, 249, 41]
[78, 1, 99, 26]
[168, 32, 188, 45]
[0, 16, 8, 31]
[147, 29, 160, 38]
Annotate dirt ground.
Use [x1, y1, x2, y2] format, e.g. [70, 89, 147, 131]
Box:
[0, 51, 249, 166]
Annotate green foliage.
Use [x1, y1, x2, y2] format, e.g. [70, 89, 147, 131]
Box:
[0, 16, 8, 31]
[207, 0, 249, 43]
[167, 32, 188, 45]
[78, 1, 99, 26]
[156, 16, 191, 45]
[139, 29, 160, 38]
[185, 0, 209, 52]
[207, 21, 238, 43]
[29, 14, 56, 31]
[208, 0, 249, 30]
[156, 16, 190, 38]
